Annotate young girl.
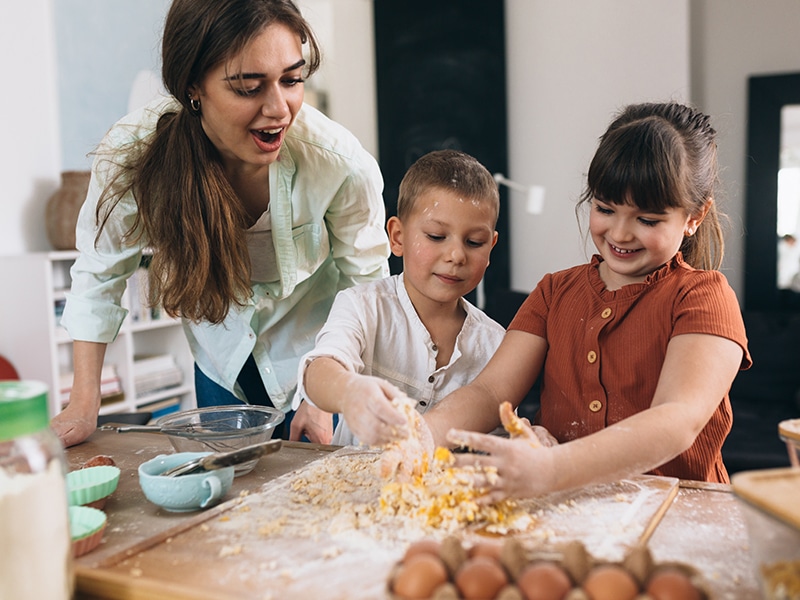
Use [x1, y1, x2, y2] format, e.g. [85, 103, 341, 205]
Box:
[51, 0, 390, 447]
[423, 102, 752, 500]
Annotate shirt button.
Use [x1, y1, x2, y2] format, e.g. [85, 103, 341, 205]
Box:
[587, 350, 597, 363]
[428, 375, 435, 383]
[432, 344, 438, 351]
[589, 400, 603, 412]
[601, 307, 612, 318]
[264, 368, 271, 374]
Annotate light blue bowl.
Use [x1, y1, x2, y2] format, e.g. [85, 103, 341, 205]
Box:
[138, 452, 234, 512]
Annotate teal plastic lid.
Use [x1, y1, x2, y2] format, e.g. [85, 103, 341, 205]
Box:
[0, 381, 50, 441]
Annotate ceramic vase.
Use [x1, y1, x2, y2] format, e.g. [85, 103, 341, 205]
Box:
[46, 170, 90, 250]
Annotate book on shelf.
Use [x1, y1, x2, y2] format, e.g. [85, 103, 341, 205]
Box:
[139, 396, 181, 419]
[127, 257, 164, 323]
[60, 364, 123, 406]
[134, 354, 183, 397]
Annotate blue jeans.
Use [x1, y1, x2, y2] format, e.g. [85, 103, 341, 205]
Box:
[194, 359, 293, 440]
[193, 357, 335, 441]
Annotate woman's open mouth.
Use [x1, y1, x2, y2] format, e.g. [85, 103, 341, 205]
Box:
[251, 127, 285, 153]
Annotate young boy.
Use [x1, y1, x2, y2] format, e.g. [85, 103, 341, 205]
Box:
[294, 149, 504, 446]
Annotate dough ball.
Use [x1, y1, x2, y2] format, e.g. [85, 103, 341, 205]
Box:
[83, 455, 116, 468]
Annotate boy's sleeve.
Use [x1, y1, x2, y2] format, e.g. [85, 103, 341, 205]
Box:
[293, 288, 371, 410]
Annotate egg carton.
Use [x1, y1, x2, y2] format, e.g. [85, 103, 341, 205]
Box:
[387, 536, 708, 600]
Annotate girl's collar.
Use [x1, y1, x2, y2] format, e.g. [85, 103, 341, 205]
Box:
[589, 253, 685, 297]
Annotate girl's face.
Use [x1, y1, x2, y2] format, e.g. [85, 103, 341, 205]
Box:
[589, 197, 704, 290]
[388, 187, 498, 310]
[191, 22, 305, 174]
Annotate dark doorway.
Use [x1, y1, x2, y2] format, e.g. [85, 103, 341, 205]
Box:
[373, 1, 510, 304]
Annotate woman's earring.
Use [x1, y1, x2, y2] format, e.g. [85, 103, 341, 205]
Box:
[685, 227, 695, 236]
[189, 95, 201, 113]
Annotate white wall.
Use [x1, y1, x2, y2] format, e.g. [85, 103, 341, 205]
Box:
[0, 0, 61, 256]
[299, 0, 377, 156]
[690, 0, 800, 300]
[4, 0, 800, 307]
[504, 0, 689, 292]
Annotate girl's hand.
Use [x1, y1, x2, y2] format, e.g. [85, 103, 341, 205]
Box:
[338, 375, 409, 445]
[446, 428, 556, 501]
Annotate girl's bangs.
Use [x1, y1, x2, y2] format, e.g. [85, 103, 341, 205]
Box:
[588, 123, 683, 212]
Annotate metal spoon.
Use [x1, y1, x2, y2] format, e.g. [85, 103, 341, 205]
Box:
[160, 439, 282, 477]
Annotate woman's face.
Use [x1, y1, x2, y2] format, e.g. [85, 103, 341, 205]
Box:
[191, 22, 305, 173]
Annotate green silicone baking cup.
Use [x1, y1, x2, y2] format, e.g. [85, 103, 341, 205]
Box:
[67, 465, 120, 506]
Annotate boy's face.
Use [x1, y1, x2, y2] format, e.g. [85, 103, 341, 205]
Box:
[388, 187, 498, 309]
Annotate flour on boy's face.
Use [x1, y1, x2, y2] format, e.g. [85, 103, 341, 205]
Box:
[399, 187, 498, 308]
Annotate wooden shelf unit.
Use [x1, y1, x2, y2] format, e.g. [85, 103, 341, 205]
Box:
[0, 251, 196, 418]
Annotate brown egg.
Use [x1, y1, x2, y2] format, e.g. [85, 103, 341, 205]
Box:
[646, 567, 702, 600]
[403, 539, 443, 562]
[516, 561, 573, 600]
[455, 555, 509, 600]
[582, 565, 639, 600]
[468, 541, 504, 561]
[393, 553, 449, 600]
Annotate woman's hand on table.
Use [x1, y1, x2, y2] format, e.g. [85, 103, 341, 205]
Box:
[50, 393, 101, 447]
[290, 400, 334, 444]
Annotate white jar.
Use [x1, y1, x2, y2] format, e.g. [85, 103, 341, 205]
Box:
[0, 381, 73, 600]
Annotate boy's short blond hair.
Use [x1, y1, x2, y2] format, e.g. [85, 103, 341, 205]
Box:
[396, 150, 499, 225]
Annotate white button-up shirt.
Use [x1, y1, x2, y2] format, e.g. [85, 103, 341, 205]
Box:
[295, 274, 505, 445]
[62, 97, 390, 411]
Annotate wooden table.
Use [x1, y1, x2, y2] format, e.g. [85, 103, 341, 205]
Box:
[67, 430, 761, 599]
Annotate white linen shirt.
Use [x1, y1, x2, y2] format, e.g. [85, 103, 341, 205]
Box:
[295, 274, 505, 445]
[61, 96, 390, 412]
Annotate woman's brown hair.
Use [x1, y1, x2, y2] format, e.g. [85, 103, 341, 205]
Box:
[578, 102, 726, 270]
[95, 0, 320, 323]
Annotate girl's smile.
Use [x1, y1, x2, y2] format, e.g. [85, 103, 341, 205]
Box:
[590, 198, 704, 290]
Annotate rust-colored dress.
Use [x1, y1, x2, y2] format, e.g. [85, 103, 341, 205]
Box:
[509, 254, 752, 483]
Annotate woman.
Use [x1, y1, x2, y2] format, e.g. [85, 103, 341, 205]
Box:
[52, 0, 390, 447]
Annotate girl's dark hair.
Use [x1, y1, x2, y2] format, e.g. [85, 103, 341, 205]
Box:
[95, 0, 320, 323]
[397, 150, 500, 225]
[578, 102, 725, 270]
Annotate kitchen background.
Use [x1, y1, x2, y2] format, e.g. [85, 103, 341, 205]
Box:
[3, 0, 800, 296]
[1, 0, 799, 471]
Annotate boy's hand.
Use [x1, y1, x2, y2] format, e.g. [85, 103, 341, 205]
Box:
[289, 400, 333, 444]
[379, 411, 435, 481]
[339, 376, 409, 445]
